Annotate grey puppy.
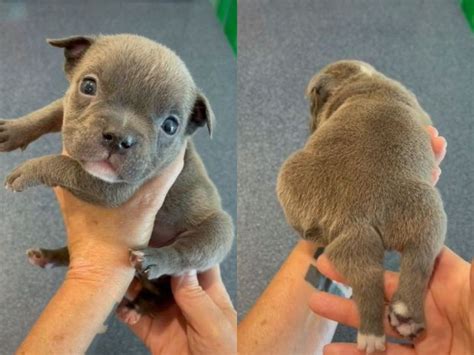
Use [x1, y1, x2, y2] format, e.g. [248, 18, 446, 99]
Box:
[277, 60, 446, 353]
[0, 34, 233, 320]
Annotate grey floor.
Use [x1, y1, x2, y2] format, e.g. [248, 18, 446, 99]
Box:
[238, 0, 474, 345]
[0, 1, 236, 354]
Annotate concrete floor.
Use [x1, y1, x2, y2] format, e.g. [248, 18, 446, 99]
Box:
[0, 1, 236, 354]
[238, 0, 474, 345]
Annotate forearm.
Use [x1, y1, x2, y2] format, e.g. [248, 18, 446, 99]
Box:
[21, 98, 63, 134]
[238, 240, 336, 355]
[17, 245, 134, 355]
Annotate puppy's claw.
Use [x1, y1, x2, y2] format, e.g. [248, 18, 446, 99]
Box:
[129, 247, 163, 280]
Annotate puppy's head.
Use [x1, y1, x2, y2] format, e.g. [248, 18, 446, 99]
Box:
[49, 34, 213, 183]
[305, 60, 376, 132]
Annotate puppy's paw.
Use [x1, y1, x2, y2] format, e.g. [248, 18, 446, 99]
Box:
[5, 161, 42, 192]
[129, 248, 164, 280]
[357, 333, 385, 354]
[116, 304, 142, 325]
[388, 301, 425, 338]
[26, 248, 54, 269]
[0, 120, 30, 152]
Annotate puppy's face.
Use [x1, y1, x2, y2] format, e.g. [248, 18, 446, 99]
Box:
[306, 60, 376, 132]
[50, 34, 213, 183]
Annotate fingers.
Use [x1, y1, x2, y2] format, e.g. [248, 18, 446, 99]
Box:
[315, 255, 400, 299]
[426, 125, 447, 165]
[308, 291, 402, 339]
[323, 342, 415, 355]
[171, 270, 234, 332]
[198, 267, 237, 321]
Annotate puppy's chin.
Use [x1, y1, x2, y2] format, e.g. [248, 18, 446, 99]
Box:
[82, 160, 120, 183]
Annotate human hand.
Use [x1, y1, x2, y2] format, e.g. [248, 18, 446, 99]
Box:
[54, 147, 185, 279]
[427, 125, 446, 185]
[309, 248, 472, 354]
[119, 266, 237, 355]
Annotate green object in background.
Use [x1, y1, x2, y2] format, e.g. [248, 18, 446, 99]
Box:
[461, 0, 474, 32]
[210, 0, 237, 55]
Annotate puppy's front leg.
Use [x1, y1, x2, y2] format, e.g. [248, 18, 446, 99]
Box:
[0, 99, 63, 151]
[5, 154, 136, 206]
[131, 211, 234, 279]
[325, 224, 386, 354]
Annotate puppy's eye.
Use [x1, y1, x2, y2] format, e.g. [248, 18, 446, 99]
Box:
[161, 116, 179, 135]
[80, 78, 97, 96]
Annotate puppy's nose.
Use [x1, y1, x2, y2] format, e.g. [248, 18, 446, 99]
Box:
[102, 131, 137, 150]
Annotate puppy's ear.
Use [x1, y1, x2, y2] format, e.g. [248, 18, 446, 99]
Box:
[187, 92, 215, 137]
[47, 35, 95, 75]
[305, 74, 333, 132]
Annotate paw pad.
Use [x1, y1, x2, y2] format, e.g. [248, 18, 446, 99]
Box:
[389, 302, 425, 338]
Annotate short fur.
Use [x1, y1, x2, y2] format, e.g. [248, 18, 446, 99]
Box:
[276, 60, 446, 352]
[0, 34, 233, 316]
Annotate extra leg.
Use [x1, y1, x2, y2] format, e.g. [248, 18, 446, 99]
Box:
[325, 224, 386, 354]
[26, 246, 69, 269]
[0, 98, 63, 151]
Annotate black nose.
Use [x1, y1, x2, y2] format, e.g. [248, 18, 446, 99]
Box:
[102, 132, 136, 150]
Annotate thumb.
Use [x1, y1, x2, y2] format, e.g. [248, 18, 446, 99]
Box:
[171, 270, 226, 330]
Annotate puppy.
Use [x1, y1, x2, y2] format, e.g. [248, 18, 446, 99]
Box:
[0, 34, 234, 320]
[277, 60, 446, 353]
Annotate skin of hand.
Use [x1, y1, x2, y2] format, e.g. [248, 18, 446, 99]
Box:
[237, 126, 448, 355]
[309, 128, 473, 354]
[120, 266, 237, 355]
[17, 148, 185, 354]
[310, 248, 472, 355]
[56, 147, 186, 279]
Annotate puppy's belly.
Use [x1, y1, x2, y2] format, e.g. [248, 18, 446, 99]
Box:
[149, 221, 183, 248]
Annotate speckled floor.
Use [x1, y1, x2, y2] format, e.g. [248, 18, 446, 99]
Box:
[0, 1, 236, 354]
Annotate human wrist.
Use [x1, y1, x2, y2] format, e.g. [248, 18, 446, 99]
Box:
[66, 240, 136, 292]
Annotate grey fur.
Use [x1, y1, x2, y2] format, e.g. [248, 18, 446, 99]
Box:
[0, 34, 233, 314]
[276, 60, 446, 351]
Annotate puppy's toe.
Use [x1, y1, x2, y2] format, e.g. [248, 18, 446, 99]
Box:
[26, 248, 54, 269]
[357, 333, 386, 354]
[129, 249, 145, 268]
[116, 304, 142, 325]
[129, 248, 162, 279]
[389, 301, 425, 338]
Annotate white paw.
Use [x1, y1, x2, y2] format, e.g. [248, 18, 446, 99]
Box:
[357, 333, 385, 354]
[26, 248, 54, 269]
[389, 301, 425, 338]
[116, 306, 141, 325]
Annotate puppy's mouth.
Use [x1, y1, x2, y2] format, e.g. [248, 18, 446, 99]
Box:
[82, 158, 119, 183]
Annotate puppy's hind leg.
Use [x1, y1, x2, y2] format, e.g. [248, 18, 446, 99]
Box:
[325, 224, 386, 354]
[388, 187, 446, 338]
[26, 246, 69, 269]
[388, 235, 444, 337]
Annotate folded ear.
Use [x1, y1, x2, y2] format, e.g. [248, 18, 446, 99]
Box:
[305, 73, 333, 132]
[47, 35, 95, 75]
[187, 92, 215, 137]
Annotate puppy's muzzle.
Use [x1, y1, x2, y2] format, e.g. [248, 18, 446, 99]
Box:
[101, 130, 138, 152]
